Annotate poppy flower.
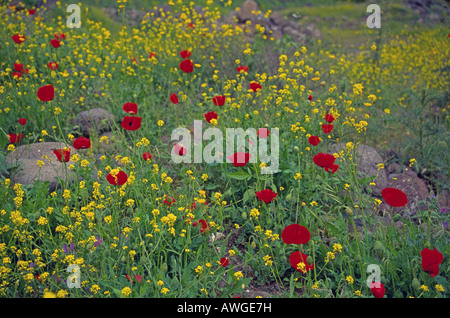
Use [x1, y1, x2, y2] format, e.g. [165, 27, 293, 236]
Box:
[121, 116, 142, 131]
[53, 148, 71, 162]
[249, 82, 262, 92]
[308, 135, 320, 146]
[257, 128, 270, 139]
[170, 93, 179, 104]
[8, 133, 24, 144]
[179, 59, 194, 73]
[106, 170, 128, 186]
[12, 34, 26, 44]
[204, 111, 218, 124]
[149, 52, 156, 59]
[142, 152, 152, 161]
[174, 143, 187, 156]
[28, 9, 35, 15]
[324, 163, 339, 173]
[163, 196, 175, 206]
[47, 62, 59, 70]
[212, 95, 226, 106]
[50, 39, 61, 48]
[421, 247, 444, 277]
[187, 23, 195, 28]
[322, 124, 333, 134]
[179, 50, 191, 59]
[381, 187, 408, 207]
[255, 189, 278, 203]
[21, 67, 29, 74]
[325, 113, 335, 123]
[126, 274, 142, 283]
[313, 153, 336, 169]
[369, 282, 385, 298]
[18, 118, 27, 125]
[198, 219, 210, 233]
[54, 33, 66, 40]
[14, 63, 23, 72]
[122, 102, 138, 115]
[289, 251, 314, 273]
[227, 152, 251, 167]
[37, 84, 55, 102]
[13, 72, 21, 79]
[220, 257, 229, 267]
[308, 94, 313, 101]
[73, 136, 91, 149]
[236, 65, 248, 73]
[282, 224, 311, 245]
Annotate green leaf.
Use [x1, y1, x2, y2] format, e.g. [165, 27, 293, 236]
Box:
[0, 130, 7, 150]
[226, 171, 251, 180]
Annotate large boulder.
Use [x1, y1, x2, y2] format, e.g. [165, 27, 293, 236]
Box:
[6, 142, 78, 192]
[73, 108, 116, 137]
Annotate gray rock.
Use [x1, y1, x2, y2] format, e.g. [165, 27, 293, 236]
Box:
[73, 108, 116, 137]
[6, 142, 78, 192]
[236, 0, 259, 22]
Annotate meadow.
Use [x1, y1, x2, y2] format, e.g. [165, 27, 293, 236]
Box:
[0, 0, 448, 298]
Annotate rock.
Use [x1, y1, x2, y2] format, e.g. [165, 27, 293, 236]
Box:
[96, 131, 122, 157]
[6, 142, 78, 192]
[437, 190, 449, 213]
[236, 0, 259, 22]
[269, 11, 287, 27]
[329, 143, 389, 197]
[73, 108, 116, 137]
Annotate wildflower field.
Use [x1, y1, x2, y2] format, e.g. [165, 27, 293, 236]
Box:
[0, 0, 449, 300]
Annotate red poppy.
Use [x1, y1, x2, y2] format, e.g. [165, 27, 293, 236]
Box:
[14, 63, 23, 72]
[50, 39, 61, 48]
[18, 118, 27, 125]
[198, 219, 210, 233]
[106, 170, 128, 186]
[122, 102, 138, 115]
[249, 82, 262, 92]
[54, 33, 66, 40]
[324, 163, 339, 173]
[369, 282, 385, 298]
[170, 93, 179, 104]
[73, 136, 91, 149]
[121, 116, 142, 131]
[257, 128, 270, 139]
[325, 113, 335, 123]
[187, 23, 195, 28]
[13, 72, 21, 79]
[255, 189, 278, 203]
[126, 274, 142, 283]
[212, 95, 226, 106]
[12, 34, 26, 44]
[149, 52, 156, 59]
[37, 84, 55, 102]
[47, 62, 59, 70]
[142, 152, 152, 161]
[282, 224, 311, 245]
[53, 148, 71, 162]
[322, 124, 333, 134]
[308, 135, 320, 146]
[313, 153, 336, 168]
[8, 133, 24, 144]
[381, 187, 408, 207]
[227, 152, 251, 167]
[421, 247, 444, 277]
[28, 9, 35, 15]
[174, 143, 187, 156]
[21, 67, 29, 74]
[220, 257, 229, 267]
[308, 94, 313, 101]
[236, 65, 248, 73]
[289, 251, 314, 273]
[204, 111, 218, 124]
[179, 59, 194, 73]
[164, 196, 175, 206]
[179, 50, 191, 59]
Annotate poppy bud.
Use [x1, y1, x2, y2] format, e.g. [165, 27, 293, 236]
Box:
[374, 241, 384, 254]
[161, 262, 168, 272]
[121, 256, 126, 262]
[321, 81, 326, 87]
[293, 146, 300, 153]
[345, 206, 353, 216]
[307, 256, 313, 264]
[241, 212, 247, 219]
[393, 214, 402, 222]
[412, 277, 420, 290]
[285, 193, 292, 201]
[251, 241, 256, 249]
